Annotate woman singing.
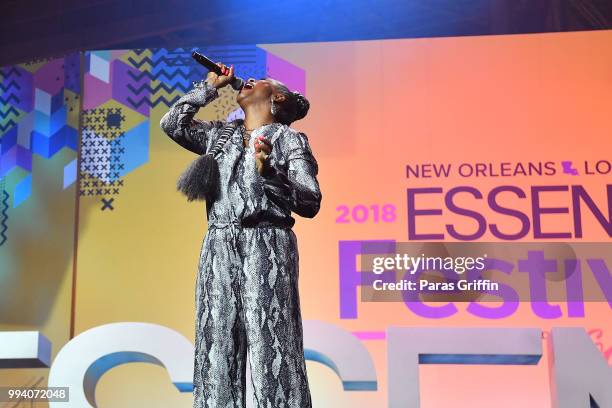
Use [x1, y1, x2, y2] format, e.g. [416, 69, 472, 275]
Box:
[160, 62, 321, 408]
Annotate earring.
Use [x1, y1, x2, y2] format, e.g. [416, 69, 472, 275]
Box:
[270, 96, 278, 115]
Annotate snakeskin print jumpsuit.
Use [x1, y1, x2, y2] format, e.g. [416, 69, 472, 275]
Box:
[160, 80, 321, 408]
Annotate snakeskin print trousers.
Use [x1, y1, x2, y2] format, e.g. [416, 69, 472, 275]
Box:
[193, 221, 312, 408]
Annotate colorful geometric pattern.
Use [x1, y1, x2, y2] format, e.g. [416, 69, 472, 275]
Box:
[120, 45, 306, 112]
[0, 54, 80, 210]
[80, 55, 149, 207]
[0, 46, 305, 213]
[79, 45, 305, 211]
[79, 128, 125, 197]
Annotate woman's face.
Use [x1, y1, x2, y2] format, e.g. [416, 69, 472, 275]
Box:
[237, 78, 282, 107]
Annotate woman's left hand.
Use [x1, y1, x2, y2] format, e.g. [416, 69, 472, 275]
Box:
[254, 135, 273, 175]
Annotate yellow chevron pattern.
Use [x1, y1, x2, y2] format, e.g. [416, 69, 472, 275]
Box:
[121, 49, 153, 72]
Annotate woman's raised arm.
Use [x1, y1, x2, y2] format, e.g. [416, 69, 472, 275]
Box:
[161, 64, 235, 154]
[159, 80, 225, 155]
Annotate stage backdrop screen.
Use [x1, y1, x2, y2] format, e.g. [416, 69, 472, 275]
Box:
[0, 30, 611, 407]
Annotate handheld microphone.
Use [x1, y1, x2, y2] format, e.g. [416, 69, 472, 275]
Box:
[191, 51, 245, 91]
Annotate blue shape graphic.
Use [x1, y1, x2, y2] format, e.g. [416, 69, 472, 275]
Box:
[1, 126, 17, 154]
[34, 88, 51, 114]
[31, 129, 62, 159]
[13, 174, 32, 208]
[65, 126, 78, 151]
[63, 158, 77, 189]
[90, 53, 110, 83]
[118, 120, 149, 177]
[51, 90, 65, 114]
[31, 125, 76, 158]
[34, 105, 66, 136]
[106, 112, 123, 128]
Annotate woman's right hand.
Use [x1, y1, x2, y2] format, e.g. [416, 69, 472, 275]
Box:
[205, 62, 234, 89]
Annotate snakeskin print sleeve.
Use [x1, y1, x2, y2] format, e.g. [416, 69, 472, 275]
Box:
[159, 80, 224, 155]
[261, 131, 322, 218]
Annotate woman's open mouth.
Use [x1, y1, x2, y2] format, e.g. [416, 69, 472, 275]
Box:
[242, 82, 254, 91]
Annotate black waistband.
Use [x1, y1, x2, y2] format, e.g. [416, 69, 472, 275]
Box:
[208, 217, 294, 229]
